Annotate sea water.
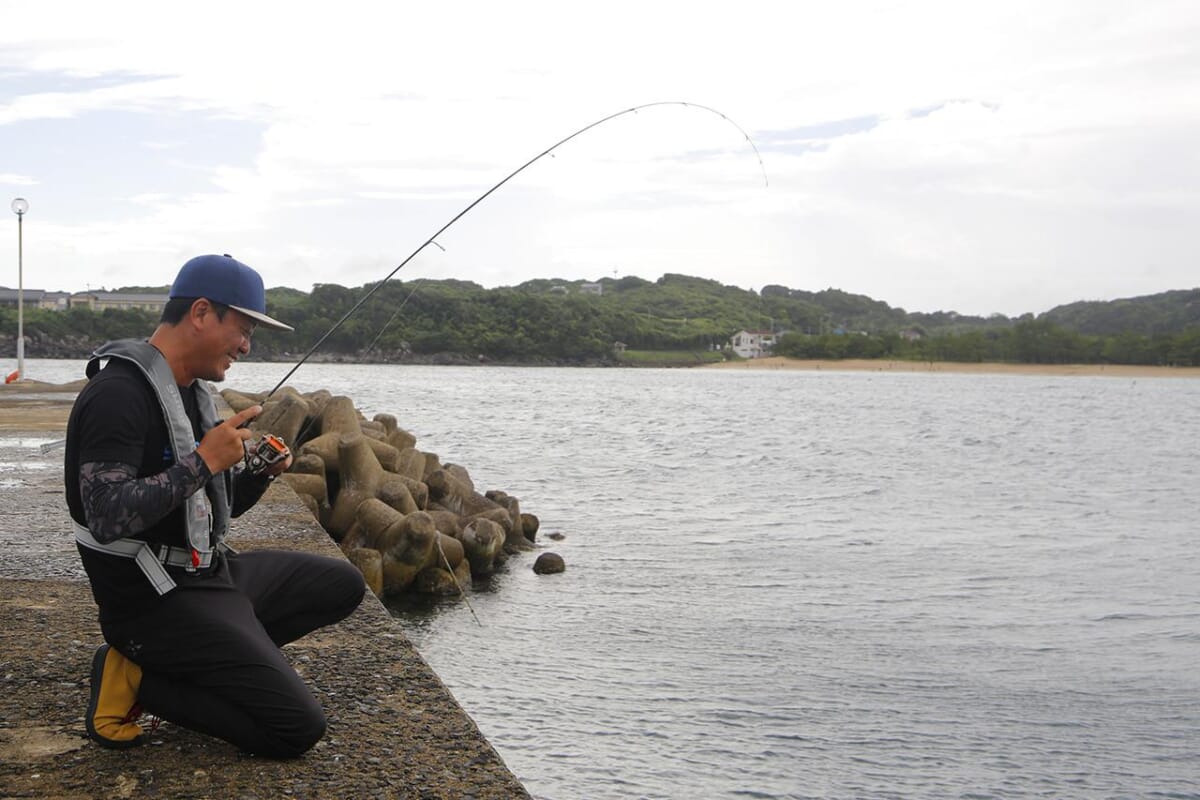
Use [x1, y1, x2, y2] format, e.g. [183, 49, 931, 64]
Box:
[23, 359, 1200, 799]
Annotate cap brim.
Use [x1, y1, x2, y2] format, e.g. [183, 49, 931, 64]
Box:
[230, 305, 294, 332]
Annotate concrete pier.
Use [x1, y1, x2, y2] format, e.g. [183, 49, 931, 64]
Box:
[0, 382, 531, 800]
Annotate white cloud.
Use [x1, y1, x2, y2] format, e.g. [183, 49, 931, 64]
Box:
[1, 0, 1198, 314]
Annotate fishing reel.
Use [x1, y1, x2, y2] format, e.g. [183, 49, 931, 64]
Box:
[245, 433, 291, 477]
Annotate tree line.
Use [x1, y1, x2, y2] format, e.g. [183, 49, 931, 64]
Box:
[775, 321, 1200, 366]
[2, 274, 1197, 366]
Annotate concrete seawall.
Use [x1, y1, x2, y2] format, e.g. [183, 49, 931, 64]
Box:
[0, 383, 531, 799]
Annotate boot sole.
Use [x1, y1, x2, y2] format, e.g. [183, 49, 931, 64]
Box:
[85, 644, 146, 749]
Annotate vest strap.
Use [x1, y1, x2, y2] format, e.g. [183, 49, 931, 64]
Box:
[73, 523, 230, 595]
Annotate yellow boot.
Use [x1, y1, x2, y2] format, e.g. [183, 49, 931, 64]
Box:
[85, 644, 145, 748]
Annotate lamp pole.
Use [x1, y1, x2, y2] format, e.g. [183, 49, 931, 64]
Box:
[11, 197, 27, 382]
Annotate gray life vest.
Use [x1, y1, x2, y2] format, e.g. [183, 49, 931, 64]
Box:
[76, 339, 232, 573]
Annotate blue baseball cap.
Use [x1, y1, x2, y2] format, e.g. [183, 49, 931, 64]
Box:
[170, 254, 293, 331]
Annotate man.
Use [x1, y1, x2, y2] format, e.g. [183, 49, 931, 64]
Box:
[65, 253, 365, 758]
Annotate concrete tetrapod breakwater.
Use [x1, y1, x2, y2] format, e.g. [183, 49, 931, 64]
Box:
[0, 381, 532, 800]
[219, 386, 553, 599]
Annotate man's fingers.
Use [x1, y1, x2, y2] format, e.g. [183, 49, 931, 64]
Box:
[227, 405, 263, 429]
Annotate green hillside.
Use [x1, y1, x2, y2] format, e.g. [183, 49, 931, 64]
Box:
[2, 275, 1198, 366]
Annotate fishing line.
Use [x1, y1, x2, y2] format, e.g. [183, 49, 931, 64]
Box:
[436, 535, 483, 627]
[362, 283, 417, 355]
[363, 241, 446, 354]
[261, 100, 767, 401]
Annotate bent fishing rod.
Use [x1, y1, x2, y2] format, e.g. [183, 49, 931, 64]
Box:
[35, 105, 765, 458]
[260, 100, 767, 401]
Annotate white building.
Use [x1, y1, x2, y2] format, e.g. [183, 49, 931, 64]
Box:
[69, 291, 169, 313]
[730, 329, 779, 359]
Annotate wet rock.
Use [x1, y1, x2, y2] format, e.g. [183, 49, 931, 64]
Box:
[521, 513, 540, 543]
[460, 519, 504, 577]
[533, 553, 565, 574]
[414, 567, 460, 596]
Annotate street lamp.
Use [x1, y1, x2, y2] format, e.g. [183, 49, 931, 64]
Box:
[11, 197, 27, 382]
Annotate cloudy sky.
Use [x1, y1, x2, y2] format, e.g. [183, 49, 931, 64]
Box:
[1, 0, 1196, 317]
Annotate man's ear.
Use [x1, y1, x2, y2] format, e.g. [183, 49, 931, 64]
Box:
[190, 298, 212, 321]
[189, 298, 213, 327]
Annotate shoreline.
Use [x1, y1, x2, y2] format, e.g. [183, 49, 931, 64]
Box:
[7, 357, 1200, 381]
[702, 356, 1200, 378]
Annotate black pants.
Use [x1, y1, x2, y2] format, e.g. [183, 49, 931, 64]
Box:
[101, 550, 366, 758]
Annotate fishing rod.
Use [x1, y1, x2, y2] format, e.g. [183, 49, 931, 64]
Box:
[261, 100, 767, 401]
[237, 102, 769, 621]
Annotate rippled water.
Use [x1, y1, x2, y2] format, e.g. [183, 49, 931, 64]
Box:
[21, 359, 1200, 799]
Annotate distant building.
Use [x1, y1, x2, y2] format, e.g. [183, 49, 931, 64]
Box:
[69, 291, 169, 313]
[579, 282, 602, 296]
[548, 285, 569, 295]
[730, 329, 780, 359]
[39, 291, 71, 310]
[612, 341, 627, 354]
[899, 328, 924, 342]
[1, 287, 40, 307]
[0, 288, 71, 311]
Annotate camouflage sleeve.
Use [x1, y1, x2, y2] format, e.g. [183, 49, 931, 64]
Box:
[231, 467, 272, 518]
[78, 453, 213, 544]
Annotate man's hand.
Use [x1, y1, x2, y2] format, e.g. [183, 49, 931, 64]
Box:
[262, 447, 294, 479]
[247, 435, 293, 479]
[196, 405, 261, 474]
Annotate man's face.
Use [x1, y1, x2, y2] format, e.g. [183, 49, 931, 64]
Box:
[196, 303, 255, 382]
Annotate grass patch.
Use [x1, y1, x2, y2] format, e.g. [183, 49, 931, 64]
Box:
[617, 349, 726, 366]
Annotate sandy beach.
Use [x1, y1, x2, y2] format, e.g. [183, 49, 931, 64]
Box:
[703, 356, 1200, 378]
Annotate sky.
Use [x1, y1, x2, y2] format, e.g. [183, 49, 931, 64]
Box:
[1, 0, 1197, 317]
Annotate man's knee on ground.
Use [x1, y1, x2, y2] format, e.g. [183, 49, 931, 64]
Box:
[257, 705, 327, 759]
[331, 558, 367, 612]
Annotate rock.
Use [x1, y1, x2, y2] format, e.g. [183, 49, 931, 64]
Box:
[443, 463, 475, 493]
[394, 447, 426, 481]
[325, 433, 425, 540]
[387, 429, 418, 452]
[500, 494, 532, 552]
[547, 532, 565, 541]
[434, 532, 465, 572]
[281, 473, 327, 505]
[521, 513, 540, 543]
[469, 507, 513, 536]
[420, 451, 442, 480]
[291, 452, 325, 476]
[533, 552, 565, 574]
[224, 384, 548, 601]
[460, 519, 504, 576]
[426, 469, 501, 518]
[377, 510, 439, 595]
[220, 388, 259, 414]
[346, 548, 384, 597]
[414, 567, 460, 596]
[425, 510, 463, 538]
[359, 419, 387, 440]
[251, 390, 313, 446]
